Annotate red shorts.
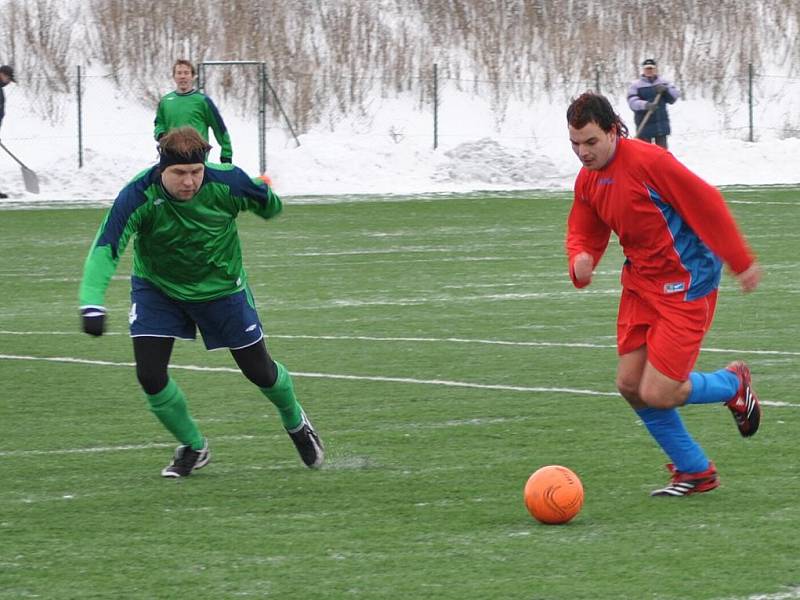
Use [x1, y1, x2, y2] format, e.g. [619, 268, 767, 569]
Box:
[616, 287, 718, 381]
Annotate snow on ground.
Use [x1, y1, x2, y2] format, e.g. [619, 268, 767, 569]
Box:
[0, 73, 799, 206]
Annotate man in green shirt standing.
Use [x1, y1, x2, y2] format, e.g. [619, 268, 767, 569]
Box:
[154, 59, 233, 164]
[79, 126, 322, 477]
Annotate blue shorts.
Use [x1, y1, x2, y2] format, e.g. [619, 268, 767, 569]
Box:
[129, 276, 264, 350]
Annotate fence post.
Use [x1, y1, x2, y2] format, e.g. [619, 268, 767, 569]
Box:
[748, 63, 754, 143]
[259, 62, 266, 173]
[433, 63, 438, 150]
[262, 66, 301, 149]
[77, 65, 83, 168]
[595, 63, 601, 93]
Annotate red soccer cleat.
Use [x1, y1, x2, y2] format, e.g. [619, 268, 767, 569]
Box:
[650, 462, 720, 497]
[725, 361, 761, 437]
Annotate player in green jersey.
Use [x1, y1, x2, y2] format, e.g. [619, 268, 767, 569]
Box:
[79, 126, 323, 477]
[154, 59, 233, 164]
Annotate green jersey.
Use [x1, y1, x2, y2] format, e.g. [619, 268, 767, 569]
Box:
[154, 89, 233, 161]
[79, 164, 281, 307]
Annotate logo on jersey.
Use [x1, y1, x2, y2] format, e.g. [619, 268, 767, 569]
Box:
[598, 177, 614, 185]
[663, 282, 686, 294]
[153, 198, 164, 206]
[245, 324, 257, 333]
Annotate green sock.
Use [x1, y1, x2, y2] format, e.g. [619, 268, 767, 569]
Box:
[146, 378, 205, 450]
[260, 361, 303, 430]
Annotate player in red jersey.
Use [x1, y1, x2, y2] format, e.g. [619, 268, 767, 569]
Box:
[565, 92, 762, 497]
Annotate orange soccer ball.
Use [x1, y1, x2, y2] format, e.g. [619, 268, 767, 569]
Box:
[523, 465, 584, 525]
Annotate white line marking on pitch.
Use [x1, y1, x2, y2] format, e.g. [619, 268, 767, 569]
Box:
[0, 354, 794, 410]
[1, 330, 798, 357]
[0, 435, 258, 457]
[0, 330, 124, 336]
[268, 334, 800, 357]
[0, 353, 618, 396]
[0, 419, 527, 459]
[739, 588, 800, 600]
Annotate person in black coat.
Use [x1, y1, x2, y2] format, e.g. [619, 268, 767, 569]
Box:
[627, 59, 680, 149]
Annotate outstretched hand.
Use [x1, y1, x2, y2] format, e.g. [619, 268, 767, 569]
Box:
[573, 252, 595, 285]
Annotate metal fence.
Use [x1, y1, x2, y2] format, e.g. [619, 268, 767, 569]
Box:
[20, 63, 800, 172]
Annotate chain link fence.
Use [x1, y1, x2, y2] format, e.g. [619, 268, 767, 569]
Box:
[62, 64, 800, 166]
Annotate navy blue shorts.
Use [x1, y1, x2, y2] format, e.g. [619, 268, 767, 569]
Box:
[129, 276, 264, 350]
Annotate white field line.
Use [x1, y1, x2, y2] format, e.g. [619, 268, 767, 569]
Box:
[0, 353, 619, 397]
[280, 289, 622, 308]
[0, 330, 125, 336]
[1, 329, 799, 357]
[1, 344, 796, 460]
[729, 588, 800, 600]
[283, 335, 616, 350]
[0, 435, 259, 458]
[270, 334, 800, 357]
[0, 418, 526, 459]
[0, 352, 795, 410]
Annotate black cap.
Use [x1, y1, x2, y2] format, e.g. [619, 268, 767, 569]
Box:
[0, 65, 15, 82]
[641, 59, 657, 68]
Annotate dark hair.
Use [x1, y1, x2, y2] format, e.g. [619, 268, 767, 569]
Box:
[566, 92, 628, 138]
[0, 65, 15, 82]
[158, 125, 211, 162]
[172, 59, 196, 76]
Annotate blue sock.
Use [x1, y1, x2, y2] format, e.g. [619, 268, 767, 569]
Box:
[636, 407, 709, 473]
[686, 369, 739, 404]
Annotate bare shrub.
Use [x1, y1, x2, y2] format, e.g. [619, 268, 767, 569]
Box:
[0, 0, 79, 123]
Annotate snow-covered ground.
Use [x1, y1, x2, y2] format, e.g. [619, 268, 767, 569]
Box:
[1, 72, 799, 206]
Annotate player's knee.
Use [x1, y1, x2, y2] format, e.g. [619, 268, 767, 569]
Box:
[231, 340, 278, 388]
[241, 356, 278, 388]
[136, 367, 169, 396]
[616, 376, 640, 402]
[637, 385, 678, 409]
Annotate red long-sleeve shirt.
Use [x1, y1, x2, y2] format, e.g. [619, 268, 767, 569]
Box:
[566, 137, 754, 300]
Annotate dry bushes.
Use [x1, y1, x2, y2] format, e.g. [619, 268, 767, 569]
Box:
[0, 0, 79, 122]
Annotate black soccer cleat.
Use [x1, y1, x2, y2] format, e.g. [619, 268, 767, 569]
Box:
[161, 439, 211, 478]
[287, 410, 324, 468]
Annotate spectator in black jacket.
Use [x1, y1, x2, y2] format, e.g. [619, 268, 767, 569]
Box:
[0, 64, 16, 199]
[627, 58, 680, 149]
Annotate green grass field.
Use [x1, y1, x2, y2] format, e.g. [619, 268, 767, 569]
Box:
[1, 189, 798, 599]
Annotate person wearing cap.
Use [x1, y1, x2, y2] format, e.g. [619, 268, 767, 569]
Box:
[0, 65, 16, 199]
[154, 59, 233, 164]
[78, 126, 323, 478]
[627, 58, 680, 148]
